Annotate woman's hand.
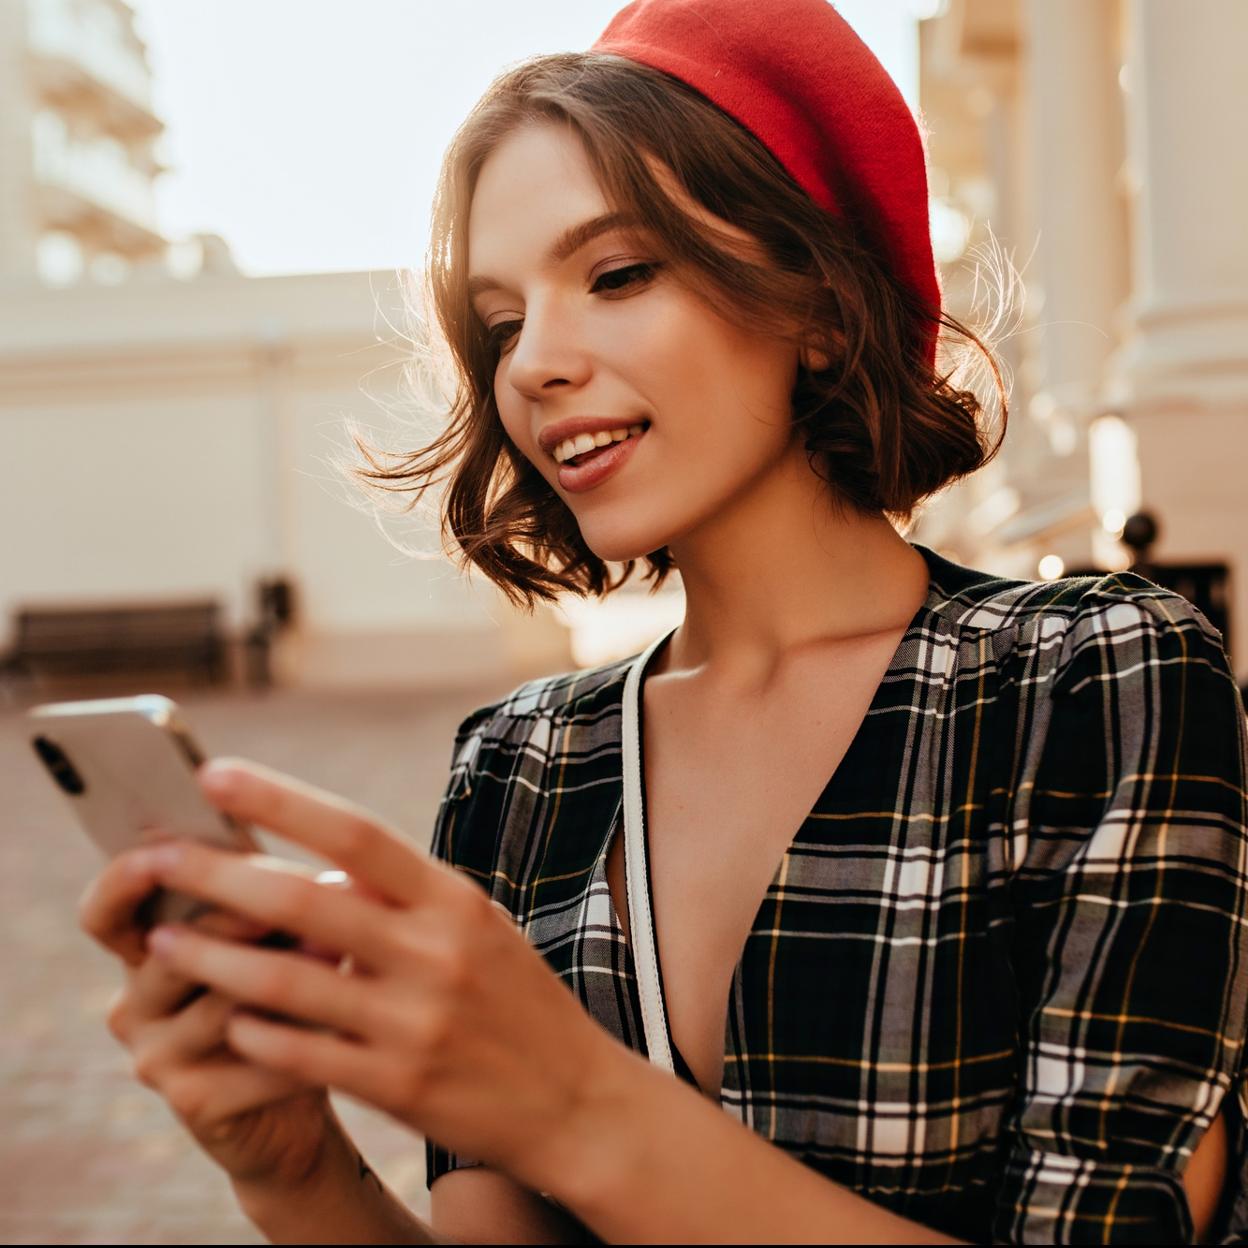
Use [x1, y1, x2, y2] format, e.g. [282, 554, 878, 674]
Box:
[78, 847, 345, 1192]
[131, 757, 625, 1195]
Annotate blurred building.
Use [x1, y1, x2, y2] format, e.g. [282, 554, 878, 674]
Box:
[913, 0, 1248, 678]
[0, 0, 169, 284]
[0, 0, 571, 691]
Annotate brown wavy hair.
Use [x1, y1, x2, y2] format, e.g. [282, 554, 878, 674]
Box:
[352, 52, 1008, 612]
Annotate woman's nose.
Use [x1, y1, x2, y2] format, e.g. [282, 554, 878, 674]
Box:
[504, 298, 593, 396]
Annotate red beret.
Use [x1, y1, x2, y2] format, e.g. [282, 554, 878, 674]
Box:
[591, 0, 941, 367]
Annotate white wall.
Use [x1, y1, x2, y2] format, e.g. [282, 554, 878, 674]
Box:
[1, 391, 268, 625]
[0, 268, 572, 688]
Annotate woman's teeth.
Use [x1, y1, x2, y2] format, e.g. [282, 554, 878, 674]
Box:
[554, 423, 647, 465]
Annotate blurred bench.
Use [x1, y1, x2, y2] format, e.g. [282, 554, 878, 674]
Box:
[1, 600, 228, 686]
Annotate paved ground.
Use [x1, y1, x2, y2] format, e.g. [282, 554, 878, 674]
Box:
[0, 674, 513, 1245]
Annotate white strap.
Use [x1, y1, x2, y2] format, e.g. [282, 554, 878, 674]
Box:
[621, 630, 675, 1075]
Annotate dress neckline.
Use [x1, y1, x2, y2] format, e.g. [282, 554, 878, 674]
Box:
[615, 541, 950, 1101]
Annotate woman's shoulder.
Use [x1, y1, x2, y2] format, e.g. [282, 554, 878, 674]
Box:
[927, 544, 1200, 628]
[994, 566, 1246, 877]
[430, 650, 643, 883]
[921, 546, 1231, 685]
[455, 648, 642, 737]
[1032, 567, 1231, 692]
[441, 646, 645, 795]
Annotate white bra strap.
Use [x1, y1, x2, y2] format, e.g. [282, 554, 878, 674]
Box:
[621, 631, 675, 1075]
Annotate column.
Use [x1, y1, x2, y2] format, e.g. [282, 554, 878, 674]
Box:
[1106, 0, 1248, 674]
[1014, 0, 1130, 530]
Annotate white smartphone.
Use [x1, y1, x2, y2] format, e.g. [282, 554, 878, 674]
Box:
[28, 694, 260, 928]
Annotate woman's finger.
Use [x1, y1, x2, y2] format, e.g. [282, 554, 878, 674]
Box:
[80, 847, 280, 967]
[155, 988, 237, 1061]
[121, 907, 295, 1029]
[127, 989, 230, 1079]
[159, 1055, 314, 1126]
[79, 848, 175, 966]
[119, 899, 323, 1032]
[136, 843, 399, 970]
[146, 924, 382, 1036]
[300, 871, 378, 964]
[195, 758, 455, 908]
[124, 954, 212, 1023]
[225, 1009, 406, 1114]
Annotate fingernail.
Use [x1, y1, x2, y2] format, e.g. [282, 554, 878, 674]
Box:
[147, 926, 177, 953]
[198, 759, 238, 794]
[128, 847, 160, 876]
[147, 843, 184, 872]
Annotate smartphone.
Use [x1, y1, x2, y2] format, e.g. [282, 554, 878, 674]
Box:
[28, 694, 259, 928]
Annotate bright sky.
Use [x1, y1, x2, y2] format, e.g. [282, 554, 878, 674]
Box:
[129, 1, 930, 278]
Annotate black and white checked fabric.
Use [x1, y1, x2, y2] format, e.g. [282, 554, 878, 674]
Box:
[424, 542, 1248, 1244]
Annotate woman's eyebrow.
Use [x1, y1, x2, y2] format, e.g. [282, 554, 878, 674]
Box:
[467, 211, 643, 301]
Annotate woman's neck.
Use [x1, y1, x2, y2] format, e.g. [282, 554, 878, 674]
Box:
[656, 444, 931, 695]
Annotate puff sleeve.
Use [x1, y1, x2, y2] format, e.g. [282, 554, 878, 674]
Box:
[993, 580, 1248, 1243]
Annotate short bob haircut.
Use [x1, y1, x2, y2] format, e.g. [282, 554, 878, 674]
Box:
[352, 52, 1007, 613]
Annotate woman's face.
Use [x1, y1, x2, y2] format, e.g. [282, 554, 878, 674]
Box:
[466, 121, 806, 565]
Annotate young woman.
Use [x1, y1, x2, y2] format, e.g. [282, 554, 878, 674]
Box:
[78, 0, 1248, 1242]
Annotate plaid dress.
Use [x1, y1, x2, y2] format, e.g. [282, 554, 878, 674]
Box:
[424, 542, 1248, 1244]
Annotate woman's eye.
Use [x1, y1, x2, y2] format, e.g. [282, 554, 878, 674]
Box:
[485, 263, 661, 354]
[591, 262, 659, 293]
[487, 320, 521, 347]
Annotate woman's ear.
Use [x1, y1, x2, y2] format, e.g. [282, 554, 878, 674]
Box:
[800, 343, 832, 372]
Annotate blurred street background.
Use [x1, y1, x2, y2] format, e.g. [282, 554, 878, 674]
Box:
[2, 0, 1246, 1242]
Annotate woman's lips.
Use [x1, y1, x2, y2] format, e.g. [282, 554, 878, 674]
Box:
[555, 426, 647, 494]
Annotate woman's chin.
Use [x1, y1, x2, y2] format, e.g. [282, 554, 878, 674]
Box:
[580, 527, 671, 566]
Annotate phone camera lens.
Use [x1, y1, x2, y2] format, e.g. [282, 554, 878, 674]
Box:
[32, 735, 86, 796]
